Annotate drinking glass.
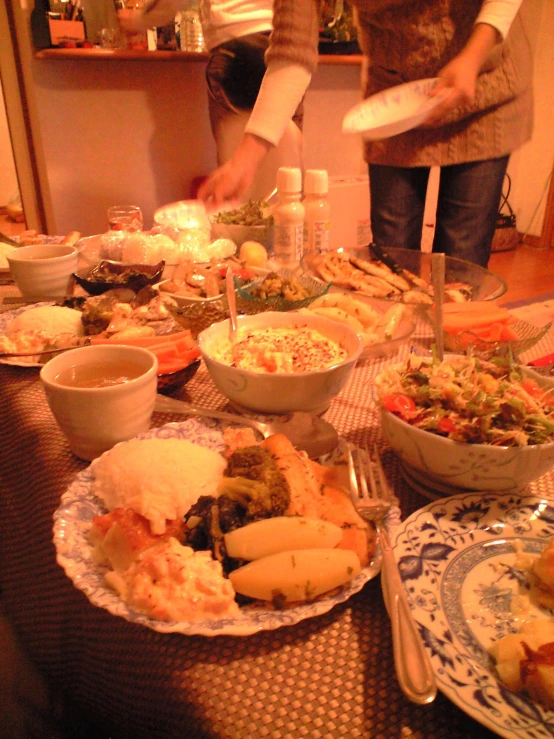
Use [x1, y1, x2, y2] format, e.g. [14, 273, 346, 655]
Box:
[107, 204, 143, 232]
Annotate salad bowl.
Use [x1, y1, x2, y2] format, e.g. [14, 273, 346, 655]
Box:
[374, 354, 554, 494]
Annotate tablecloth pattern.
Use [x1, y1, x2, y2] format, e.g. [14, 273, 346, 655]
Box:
[1, 288, 554, 739]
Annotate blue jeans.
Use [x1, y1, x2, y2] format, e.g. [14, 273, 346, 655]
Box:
[368, 156, 510, 267]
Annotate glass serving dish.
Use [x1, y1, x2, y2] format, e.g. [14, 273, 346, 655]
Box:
[302, 247, 507, 307]
[235, 269, 330, 314]
[444, 319, 552, 359]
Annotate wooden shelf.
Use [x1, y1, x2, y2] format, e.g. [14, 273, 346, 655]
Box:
[34, 48, 363, 65]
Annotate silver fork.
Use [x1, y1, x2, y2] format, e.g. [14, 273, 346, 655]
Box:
[347, 443, 437, 705]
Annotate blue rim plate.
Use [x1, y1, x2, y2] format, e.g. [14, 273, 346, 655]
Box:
[53, 419, 400, 636]
[393, 491, 554, 738]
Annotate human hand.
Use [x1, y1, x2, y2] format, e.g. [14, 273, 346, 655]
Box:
[198, 134, 272, 205]
[421, 55, 478, 126]
[421, 22, 498, 127]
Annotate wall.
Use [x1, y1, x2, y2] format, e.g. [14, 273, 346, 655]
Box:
[0, 79, 19, 208]
[508, 0, 554, 236]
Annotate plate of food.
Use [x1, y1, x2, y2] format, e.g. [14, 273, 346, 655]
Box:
[0, 287, 180, 367]
[394, 491, 554, 738]
[304, 246, 507, 306]
[342, 78, 444, 140]
[53, 421, 398, 636]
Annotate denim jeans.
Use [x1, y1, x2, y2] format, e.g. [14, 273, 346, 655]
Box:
[368, 156, 510, 267]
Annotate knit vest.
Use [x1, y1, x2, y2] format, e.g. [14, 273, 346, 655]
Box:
[350, 0, 534, 166]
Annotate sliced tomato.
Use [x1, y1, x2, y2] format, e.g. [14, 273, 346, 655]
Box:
[380, 394, 416, 416]
[437, 417, 457, 434]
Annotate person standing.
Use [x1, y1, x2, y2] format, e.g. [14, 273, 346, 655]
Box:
[118, 0, 306, 201]
[199, 0, 533, 267]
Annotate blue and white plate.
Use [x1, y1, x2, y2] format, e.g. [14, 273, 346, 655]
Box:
[394, 491, 554, 738]
[53, 419, 399, 636]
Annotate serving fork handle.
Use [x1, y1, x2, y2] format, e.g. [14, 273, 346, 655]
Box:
[378, 523, 437, 705]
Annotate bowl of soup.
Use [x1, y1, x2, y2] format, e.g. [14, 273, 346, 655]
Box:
[40, 344, 158, 461]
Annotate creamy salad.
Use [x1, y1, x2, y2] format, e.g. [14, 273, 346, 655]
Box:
[213, 326, 348, 373]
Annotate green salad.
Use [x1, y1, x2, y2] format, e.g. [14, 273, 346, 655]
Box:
[212, 200, 273, 228]
[374, 354, 554, 446]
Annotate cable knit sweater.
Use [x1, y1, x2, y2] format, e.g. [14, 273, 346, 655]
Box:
[264, 0, 533, 167]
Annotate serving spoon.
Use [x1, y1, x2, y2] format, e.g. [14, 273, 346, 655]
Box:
[153, 393, 339, 458]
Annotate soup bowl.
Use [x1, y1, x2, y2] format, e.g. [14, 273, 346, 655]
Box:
[40, 344, 158, 461]
[7, 244, 78, 301]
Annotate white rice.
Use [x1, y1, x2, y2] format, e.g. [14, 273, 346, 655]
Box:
[91, 438, 226, 535]
[7, 305, 84, 338]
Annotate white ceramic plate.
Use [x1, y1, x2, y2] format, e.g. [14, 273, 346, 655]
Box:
[0, 303, 56, 367]
[53, 419, 399, 636]
[394, 491, 554, 738]
[342, 78, 443, 140]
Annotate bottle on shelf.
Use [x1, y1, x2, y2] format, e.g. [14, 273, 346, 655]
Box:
[273, 167, 305, 269]
[303, 169, 331, 254]
[178, 0, 205, 52]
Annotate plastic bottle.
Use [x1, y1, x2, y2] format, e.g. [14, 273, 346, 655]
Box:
[179, 0, 205, 52]
[303, 169, 331, 254]
[273, 167, 305, 268]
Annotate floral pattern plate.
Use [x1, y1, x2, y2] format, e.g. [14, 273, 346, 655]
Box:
[53, 419, 399, 637]
[394, 491, 554, 738]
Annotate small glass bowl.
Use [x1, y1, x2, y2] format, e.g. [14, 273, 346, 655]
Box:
[443, 319, 552, 359]
[235, 270, 330, 314]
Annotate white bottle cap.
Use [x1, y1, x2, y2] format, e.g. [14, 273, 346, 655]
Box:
[304, 169, 328, 195]
[277, 167, 302, 194]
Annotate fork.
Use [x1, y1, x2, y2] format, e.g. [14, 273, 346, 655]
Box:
[347, 443, 437, 705]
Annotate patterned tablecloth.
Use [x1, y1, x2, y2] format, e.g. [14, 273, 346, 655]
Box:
[1, 285, 554, 739]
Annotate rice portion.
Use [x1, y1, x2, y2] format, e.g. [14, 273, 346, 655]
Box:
[91, 438, 226, 534]
[7, 305, 84, 338]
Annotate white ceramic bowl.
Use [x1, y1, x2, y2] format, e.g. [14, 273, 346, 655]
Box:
[377, 362, 554, 493]
[7, 244, 78, 301]
[40, 344, 158, 461]
[198, 311, 363, 414]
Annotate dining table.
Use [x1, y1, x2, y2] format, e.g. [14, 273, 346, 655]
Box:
[1, 278, 554, 739]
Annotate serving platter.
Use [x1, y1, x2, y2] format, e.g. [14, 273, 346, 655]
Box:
[394, 491, 554, 738]
[53, 418, 399, 636]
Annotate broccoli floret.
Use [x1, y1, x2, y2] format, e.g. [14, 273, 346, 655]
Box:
[220, 445, 290, 521]
[218, 474, 290, 522]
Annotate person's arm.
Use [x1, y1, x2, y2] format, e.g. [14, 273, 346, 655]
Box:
[198, 0, 319, 204]
[424, 0, 522, 124]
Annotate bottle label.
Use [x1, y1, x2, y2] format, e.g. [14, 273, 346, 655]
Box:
[304, 220, 330, 253]
[274, 224, 303, 263]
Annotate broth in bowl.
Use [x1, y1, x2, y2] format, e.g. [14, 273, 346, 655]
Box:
[54, 360, 145, 389]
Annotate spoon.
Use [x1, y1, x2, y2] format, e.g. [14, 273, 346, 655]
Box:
[226, 266, 238, 343]
[431, 253, 445, 360]
[153, 393, 339, 458]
